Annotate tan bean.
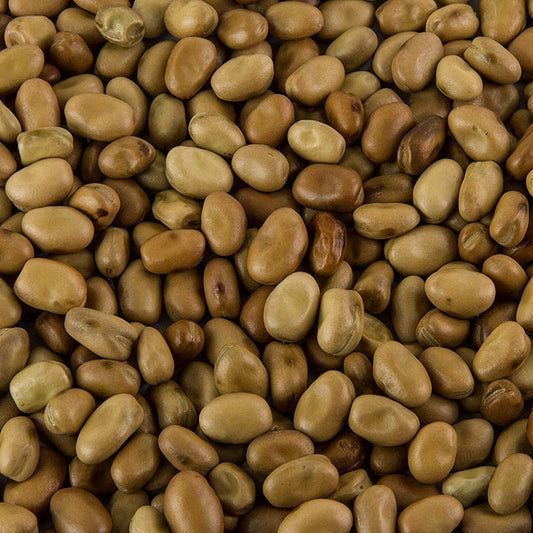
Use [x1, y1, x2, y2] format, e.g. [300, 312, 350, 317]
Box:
[140, 229, 205, 274]
[489, 191, 529, 248]
[164, 471, 224, 533]
[75, 359, 140, 399]
[398, 495, 463, 533]
[448, 105, 511, 162]
[373, 341, 432, 407]
[64, 93, 134, 142]
[263, 342, 308, 414]
[354, 485, 397, 533]
[353, 203, 420, 240]
[472, 321, 530, 381]
[247, 207, 307, 285]
[0, 416, 39, 482]
[263, 454, 338, 507]
[287, 119, 346, 164]
[391, 32, 443, 92]
[208, 462, 256, 515]
[214, 342, 268, 397]
[199, 392, 272, 444]
[278, 499, 353, 533]
[436, 55, 483, 101]
[217, 8, 266, 50]
[376, 0, 437, 35]
[164, 0, 217, 39]
[43, 388, 95, 436]
[493, 419, 533, 464]
[0, 502, 38, 532]
[349, 395, 420, 447]
[129, 505, 169, 533]
[293, 371, 355, 442]
[318, 0, 374, 40]
[488, 453, 533, 515]
[149, 380, 197, 429]
[263, 272, 319, 343]
[64, 307, 138, 361]
[385, 225, 458, 276]
[76, 394, 143, 465]
[461, 503, 532, 533]
[265, 2, 323, 40]
[480, 0, 527, 45]
[426, 4, 479, 41]
[211, 54, 274, 102]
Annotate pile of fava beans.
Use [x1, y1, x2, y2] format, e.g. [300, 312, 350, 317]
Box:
[5, 0, 533, 532]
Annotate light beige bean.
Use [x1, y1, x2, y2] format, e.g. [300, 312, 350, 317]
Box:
[0, 416, 39, 481]
[426, 4, 479, 41]
[278, 499, 353, 533]
[373, 341, 432, 407]
[64, 307, 139, 361]
[152, 190, 200, 231]
[0, 280, 21, 328]
[199, 392, 272, 444]
[376, 0, 437, 35]
[436, 55, 483, 101]
[263, 272, 319, 343]
[0, 502, 38, 532]
[287, 120, 346, 163]
[294, 371, 355, 443]
[413, 158, 463, 224]
[398, 495, 464, 533]
[166, 145, 233, 199]
[472, 321, 531, 381]
[44, 388, 95, 435]
[16, 78, 60, 131]
[16, 128, 73, 167]
[129, 505, 169, 533]
[263, 454, 339, 508]
[164, 0, 217, 39]
[349, 395, 420, 446]
[326, 26, 378, 73]
[76, 393, 144, 465]
[10, 361, 72, 413]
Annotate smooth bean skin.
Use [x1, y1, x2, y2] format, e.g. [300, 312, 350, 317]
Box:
[398, 495, 464, 533]
[349, 395, 420, 447]
[0, 502, 38, 533]
[164, 471, 224, 533]
[278, 499, 353, 533]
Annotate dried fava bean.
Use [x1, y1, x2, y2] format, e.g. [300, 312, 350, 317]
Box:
[0, 44, 44, 95]
[0, 502, 38, 533]
[480, 379, 523, 427]
[263, 272, 320, 343]
[0, 416, 39, 482]
[354, 485, 397, 533]
[166, 146, 233, 200]
[372, 341, 432, 407]
[287, 120, 346, 164]
[164, 0, 218, 39]
[211, 54, 274, 102]
[189, 112, 245, 158]
[199, 392, 272, 444]
[293, 371, 355, 442]
[435, 55, 483, 101]
[95, 5, 145, 47]
[278, 499, 353, 533]
[349, 395, 420, 447]
[461, 503, 532, 533]
[398, 495, 464, 533]
[16, 127, 74, 166]
[262, 454, 339, 508]
[247, 207, 308, 285]
[265, 2, 324, 40]
[64, 307, 139, 361]
[353, 203, 420, 240]
[76, 393, 144, 465]
[164, 471, 224, 533]
[472, 321, 531, 382]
